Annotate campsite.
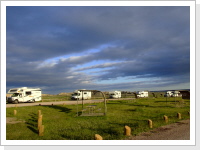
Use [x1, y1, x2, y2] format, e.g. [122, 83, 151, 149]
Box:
[6, 92, 190, 140]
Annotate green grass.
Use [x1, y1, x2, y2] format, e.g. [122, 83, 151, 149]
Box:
[6, 97, 190, 140]
[41, 95, 71, 102]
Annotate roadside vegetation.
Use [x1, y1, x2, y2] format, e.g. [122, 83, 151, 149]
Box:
[6, 96, 190, 140]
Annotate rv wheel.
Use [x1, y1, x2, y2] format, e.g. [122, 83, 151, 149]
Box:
[32, 99, 35, 103]
[14, 100, 18, 104]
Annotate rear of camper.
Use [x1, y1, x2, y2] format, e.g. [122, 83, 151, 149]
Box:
[109, 91, 121, 98]
[137, 91, 148, 98]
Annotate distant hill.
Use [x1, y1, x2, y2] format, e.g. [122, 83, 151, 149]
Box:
[58, 93, 72, 96]
[150, 89, 190, 92]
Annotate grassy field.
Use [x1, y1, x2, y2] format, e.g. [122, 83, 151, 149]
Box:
[41, 95, 71, 101]
[41, 91, 166, 102]
[6, 97, 190, 140]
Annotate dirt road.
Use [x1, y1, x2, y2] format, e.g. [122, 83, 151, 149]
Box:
[6, 98, 134, 108]
[127, 119, 190, 140]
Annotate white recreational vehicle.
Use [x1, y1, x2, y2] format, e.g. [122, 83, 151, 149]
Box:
[71, 89, 92, 100]
[172, 91, 182, 97]
[109, 91, 121, 98]
[7, 87, 42, 103]
[164, 91, 174, 97]
[136, 91, 148, 98]
[164, 91, 182, 97]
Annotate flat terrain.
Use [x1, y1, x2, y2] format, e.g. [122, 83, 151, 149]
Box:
[6, 97, 190, 140]
[127, 119, 190, 140]
[6, 98, 134, 108]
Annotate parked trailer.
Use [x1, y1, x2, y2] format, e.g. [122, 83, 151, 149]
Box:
[71, 89, 92, 100]
[109, 91, 121, 98]
[136, 91, 149, 98]
[7, 87, 42, 104]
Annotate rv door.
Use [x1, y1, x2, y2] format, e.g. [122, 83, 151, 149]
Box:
[17, 93, 24, 102]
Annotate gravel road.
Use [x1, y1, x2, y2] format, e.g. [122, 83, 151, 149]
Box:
[6, 98, 134, 108]
[127, 119, 190, 140]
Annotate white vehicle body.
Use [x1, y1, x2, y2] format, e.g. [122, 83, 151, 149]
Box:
[7, 87, 42, 103]
[109, 91, 121, 98]
[172, 91, 182, 97]
[71, 90, 92, 100]
[137, 91, 148, 98]
[164, 91, 174, 97]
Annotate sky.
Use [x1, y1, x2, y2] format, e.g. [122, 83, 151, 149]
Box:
[6, 6, 190, 94]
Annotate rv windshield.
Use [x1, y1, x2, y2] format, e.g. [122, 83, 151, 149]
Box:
[72, 93, 80, 96]
[11, 93, 19, 97]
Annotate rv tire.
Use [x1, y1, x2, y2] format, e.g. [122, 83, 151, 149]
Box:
[32, 99, 35, 103]
[14, 100, 18, 104]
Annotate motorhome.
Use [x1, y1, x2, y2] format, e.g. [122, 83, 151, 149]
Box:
[164, 91, 174, 97]
[136, 91, 148, 98]
[71, 89, 92, 100]
[109, 91, 121, 99]
[7, 87, 42, 103]
[172, 91, 182, 97]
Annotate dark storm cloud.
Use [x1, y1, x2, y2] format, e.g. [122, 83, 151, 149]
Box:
[6, 6, 190, 94]
[7, 6, 189, 61]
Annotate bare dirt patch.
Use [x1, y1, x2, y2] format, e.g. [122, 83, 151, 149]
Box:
[126, 119, 190, 140]
[6, 117, 25, 124]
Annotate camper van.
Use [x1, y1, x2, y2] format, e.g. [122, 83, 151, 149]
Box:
[7, 87, 42, 103]
[109, 91, 121, 98]
[71, 89, 92, 100]
[136, 91, 148, 98]
[164, 91, 174, 97]
[172, 91, 182, 97]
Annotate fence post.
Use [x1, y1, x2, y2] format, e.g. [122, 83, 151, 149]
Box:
[38, 110, 41, 118]
[148, 119, 153, 128]
[38, 115, 43, 130]
[95, 134, 103, 140]
[163, 115, 168, 123]
[39, 125, 44, 136]
[14, 110, 17, 115]
[124, 125, 131, 136]
[177, 113, 181, 119]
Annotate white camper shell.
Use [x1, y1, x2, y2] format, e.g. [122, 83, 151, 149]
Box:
[109, 91, 121, 98]
[172, 91, 182, 97]
[7, 87, 42, 103]
[164, 91, 182, 97]
[71, 90, 92, 100]
[164, 91, 174, 97]
[137, 91, 148, 98]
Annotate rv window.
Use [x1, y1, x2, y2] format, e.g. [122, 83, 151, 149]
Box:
[84, 93, 87, 94]
[11, 93, 19, 97]
[10, 90, 17, 92]
[26, 91, 31, 95]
